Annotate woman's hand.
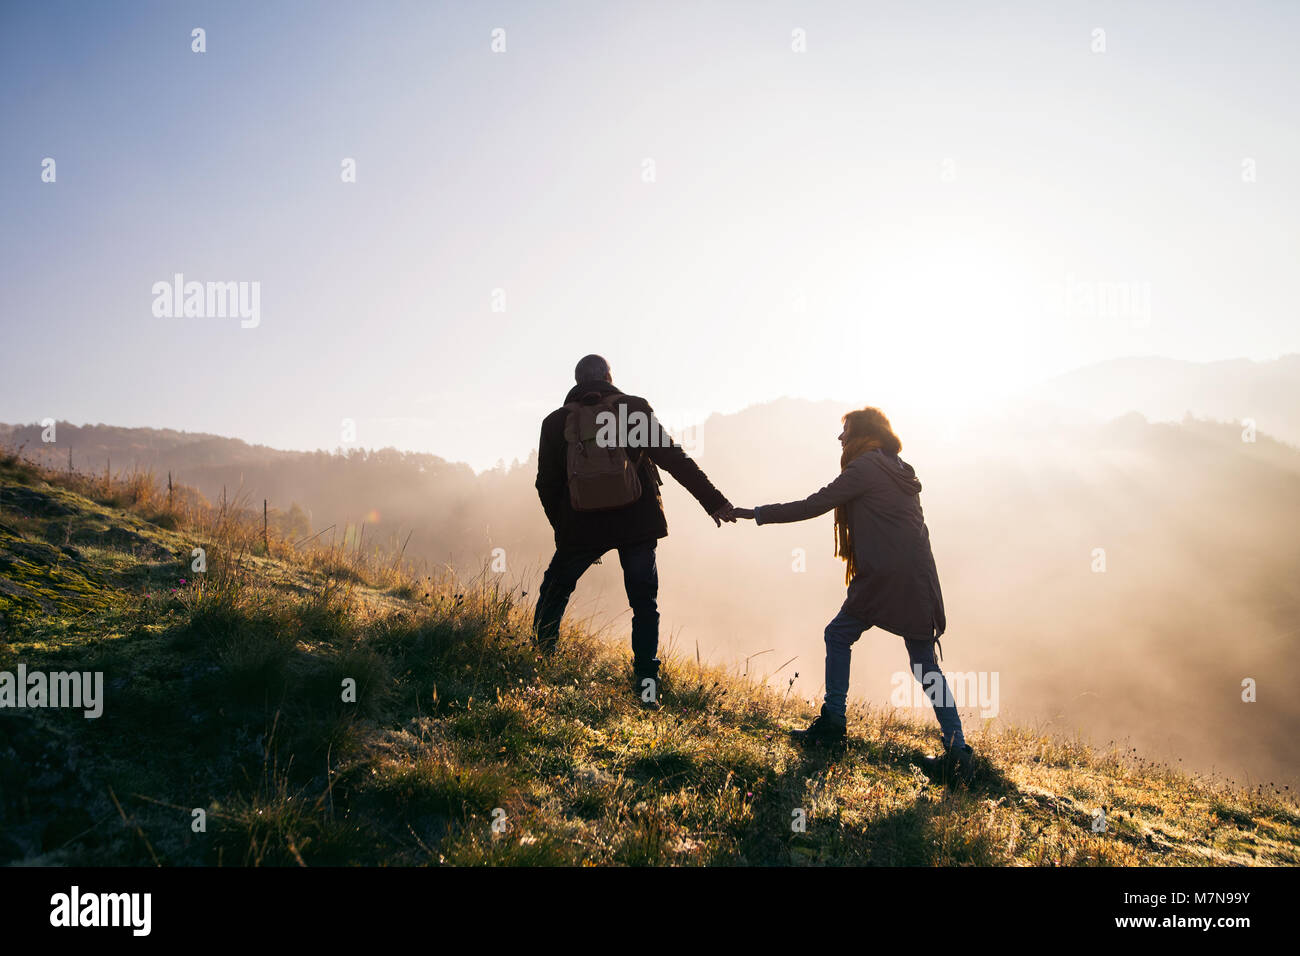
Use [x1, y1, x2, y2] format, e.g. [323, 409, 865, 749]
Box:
[731, 507, 756, 520]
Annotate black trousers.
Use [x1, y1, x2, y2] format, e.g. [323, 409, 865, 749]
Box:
[533, 539, 659, 670]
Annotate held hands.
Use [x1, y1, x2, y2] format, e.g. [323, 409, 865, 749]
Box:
[710, 505, 756, 526]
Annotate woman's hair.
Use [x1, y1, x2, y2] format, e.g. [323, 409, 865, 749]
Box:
[834, 406, 900, 584]
[841, 406, 901, 454]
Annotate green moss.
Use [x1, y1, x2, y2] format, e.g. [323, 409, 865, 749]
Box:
[0, 552, 111, 624]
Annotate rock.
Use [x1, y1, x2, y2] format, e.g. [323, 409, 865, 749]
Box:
[0, 487, 74, 517]
[4, 537, 63, 565]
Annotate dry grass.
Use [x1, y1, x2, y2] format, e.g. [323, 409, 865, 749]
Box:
[1, 444, 1297, 866]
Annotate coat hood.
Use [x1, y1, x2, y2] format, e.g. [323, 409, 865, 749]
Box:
[862, 449, 923, 495]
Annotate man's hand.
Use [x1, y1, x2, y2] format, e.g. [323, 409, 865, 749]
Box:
[731, 507, 756, 520]
[710, 505, 738, 527]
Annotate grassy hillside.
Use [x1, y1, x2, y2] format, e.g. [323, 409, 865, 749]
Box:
[0, 450, 1296, 866]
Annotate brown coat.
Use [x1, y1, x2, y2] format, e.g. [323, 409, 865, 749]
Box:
[536, 381, 729, 548]
[755, 449, 946, 640]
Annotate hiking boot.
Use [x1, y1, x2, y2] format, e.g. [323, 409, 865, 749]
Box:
[633, 664, 662, 710]
[923, 742, 975, 779]
[531, 623, 558, 657]
[790, 711, 847, 746]
[951, 742, 974, 770]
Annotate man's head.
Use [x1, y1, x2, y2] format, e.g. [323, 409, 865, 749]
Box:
[574, 354, 613, 384]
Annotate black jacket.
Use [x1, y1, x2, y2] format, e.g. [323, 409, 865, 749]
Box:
[536, 381, 729, 548]
[755, 449, 946, 641]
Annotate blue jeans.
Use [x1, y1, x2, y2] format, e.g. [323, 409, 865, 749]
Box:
[533, 539, 660, 670]
[822, 609, 965, 749]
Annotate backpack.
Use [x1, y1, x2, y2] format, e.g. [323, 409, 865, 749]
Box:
[563, 393, 644, 511]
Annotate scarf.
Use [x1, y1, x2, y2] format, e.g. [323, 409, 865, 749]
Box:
[833, 436, 882, 584]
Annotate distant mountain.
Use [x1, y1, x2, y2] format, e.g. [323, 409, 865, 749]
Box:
[0, 422, 476, 480]
[0, 421, 527, 566]
[1022, 354, 1300, 445]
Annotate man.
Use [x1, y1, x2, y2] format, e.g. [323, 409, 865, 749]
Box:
[534, 354, 734, 705]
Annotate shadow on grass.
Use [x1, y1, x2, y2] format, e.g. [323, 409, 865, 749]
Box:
[733, 731, 1021, 865]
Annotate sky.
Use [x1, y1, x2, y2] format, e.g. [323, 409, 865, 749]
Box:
[1, 0, 1297, 470]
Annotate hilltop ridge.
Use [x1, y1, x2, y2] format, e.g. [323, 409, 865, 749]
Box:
[0, 451, 1297, 866]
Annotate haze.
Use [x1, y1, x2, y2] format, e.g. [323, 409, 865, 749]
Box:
[2, 1, 1299, 469]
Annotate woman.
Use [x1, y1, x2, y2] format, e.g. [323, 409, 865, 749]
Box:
[733, 407, 973, 771]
